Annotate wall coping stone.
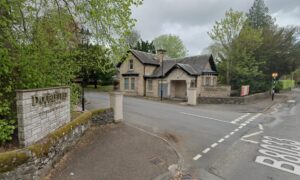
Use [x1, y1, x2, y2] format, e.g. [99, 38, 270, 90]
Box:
[0, 108, 112, 179]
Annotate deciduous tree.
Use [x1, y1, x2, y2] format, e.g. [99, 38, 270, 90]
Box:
[153, 34, 187, 58]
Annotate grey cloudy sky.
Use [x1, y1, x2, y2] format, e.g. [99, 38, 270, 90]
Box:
[131, 0, 300, 56]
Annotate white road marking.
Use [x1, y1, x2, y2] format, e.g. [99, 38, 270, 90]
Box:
[193, 113, 263, 162]
[180, 112, 235, 125]
[202, 148, 211, 154]
[287, 100, 296, 103]
[255, 136, 300, 176]
[211, 143, 218, 148]
[241, 138, 259, 144]
[242, 131, 263, 138]
[218, 138, 224, 143]
[231, 113, 251, 124]
[193, 154, 202, 160]
[258, 124, 264, 130]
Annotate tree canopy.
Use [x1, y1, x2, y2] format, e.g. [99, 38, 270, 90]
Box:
[153, 34, 187, 58]
[0, 0, 142, 144]
[208, 0, 300, 93]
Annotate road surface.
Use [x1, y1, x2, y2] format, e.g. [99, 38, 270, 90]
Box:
[85, 88, 300, 180]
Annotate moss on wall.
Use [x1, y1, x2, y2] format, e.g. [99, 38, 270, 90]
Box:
[0, 108, 111, 174]
[0, 150, 29, 173]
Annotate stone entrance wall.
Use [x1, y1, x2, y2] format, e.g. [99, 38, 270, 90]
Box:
[16, 87, 70, 146]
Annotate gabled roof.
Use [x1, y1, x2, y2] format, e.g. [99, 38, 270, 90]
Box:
[149, 54, 217, 78]
[130, 50, 160, 66]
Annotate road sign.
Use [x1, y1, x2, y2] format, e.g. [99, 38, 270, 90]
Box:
[241, 85, 250, 97]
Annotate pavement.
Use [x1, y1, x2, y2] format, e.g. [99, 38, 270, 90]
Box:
[46, 123, 179, 180]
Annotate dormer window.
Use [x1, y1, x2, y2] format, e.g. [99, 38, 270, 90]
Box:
[129, 59, 134, 70]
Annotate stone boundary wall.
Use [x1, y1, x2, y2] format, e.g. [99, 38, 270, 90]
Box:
[199, 86, 231, 97]
[16, 87, 70, 146]
[0, 108, 113, 180]
[198, 91, 270, 104]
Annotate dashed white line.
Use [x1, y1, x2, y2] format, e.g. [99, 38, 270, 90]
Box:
[193, 154, 202, 160]
[193, 113, 263, 161]
[202, 148, 211, 154]
[218, 138, 225, 143]
[211, 143, 218, 148]
[259, 124, 264, 130]
[231, 113, 251, 124]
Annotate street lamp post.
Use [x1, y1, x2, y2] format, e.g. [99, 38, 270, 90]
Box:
[79, 27, 91, 111]
[271, 72, 278, 101]
[157, 49, 166, 101]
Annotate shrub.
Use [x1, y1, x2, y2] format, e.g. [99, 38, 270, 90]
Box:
[0, 120, 15, 145]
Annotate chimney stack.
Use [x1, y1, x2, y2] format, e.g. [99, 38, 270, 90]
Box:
[156, 49, 166, 64]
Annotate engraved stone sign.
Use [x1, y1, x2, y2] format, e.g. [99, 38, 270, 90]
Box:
[16, 87, 70, 146]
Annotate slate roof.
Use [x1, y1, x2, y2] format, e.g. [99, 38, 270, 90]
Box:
[130, 50, 160, 66]
[119, 49, 217, 78]
[149, 54, 217, 78]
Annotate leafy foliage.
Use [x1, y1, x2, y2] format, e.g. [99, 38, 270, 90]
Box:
[0, 120, 15, 145]
[153, 34, 187, 58]
[0, 0, 142, 145]
[208, 1, 300, 93]
[134, 39, 156, 53]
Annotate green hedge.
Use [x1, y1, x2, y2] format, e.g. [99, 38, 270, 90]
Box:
[278, 80, 295, 90]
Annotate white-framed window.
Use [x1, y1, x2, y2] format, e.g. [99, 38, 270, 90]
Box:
[147, 79, 153, 91]
[131, 78, 135, 90]
[129, 59, 134, 70]
[124, 78, 129, 90]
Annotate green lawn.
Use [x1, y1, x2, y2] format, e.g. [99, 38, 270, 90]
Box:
[86, 85, 113, 92]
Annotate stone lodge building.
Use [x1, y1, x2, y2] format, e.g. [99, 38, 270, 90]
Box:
[117, 49, 227, 99]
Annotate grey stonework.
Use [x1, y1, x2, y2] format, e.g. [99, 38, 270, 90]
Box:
[0, 108, 114, 180]
[91, 109, 114, 125]
[0, 122, 90, 180]
[16, 87, 70, 146]
[198, 91, 270, 104]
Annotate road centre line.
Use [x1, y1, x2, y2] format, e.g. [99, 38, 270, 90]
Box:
[202, 148, 211, 154]
[193, 154, 202, 160]
[180, 112, 235, 125]
[193, 113, 262, 161]
[231, 113, 251, 124]
[211, 143, 218, 148]
[218, 138, 224, 143]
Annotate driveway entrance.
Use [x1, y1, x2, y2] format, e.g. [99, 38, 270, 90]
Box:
[171, 80, 187, 98]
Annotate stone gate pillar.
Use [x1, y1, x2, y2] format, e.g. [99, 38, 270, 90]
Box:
[187, 88, 197, 105]
[109, 91, 124, 123]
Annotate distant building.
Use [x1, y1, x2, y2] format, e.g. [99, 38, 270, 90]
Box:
[117, 49, 228, 98]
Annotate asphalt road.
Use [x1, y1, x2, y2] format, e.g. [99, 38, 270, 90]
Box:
[85, 88, 300, 180]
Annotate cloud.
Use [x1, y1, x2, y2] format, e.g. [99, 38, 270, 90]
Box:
[132, 0, 300, 55]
